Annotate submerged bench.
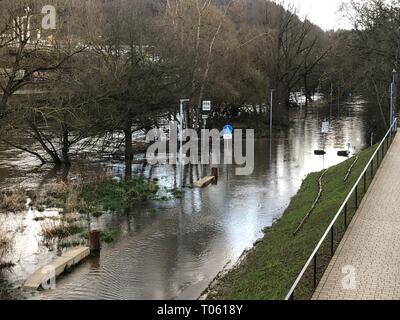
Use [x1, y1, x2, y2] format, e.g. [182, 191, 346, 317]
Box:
[23, 247, 90, 290]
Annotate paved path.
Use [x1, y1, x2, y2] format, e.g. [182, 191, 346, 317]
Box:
[313, 134, 400, 300]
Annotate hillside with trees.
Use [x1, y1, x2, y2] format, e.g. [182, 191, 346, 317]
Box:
[0, 0, 398, 170]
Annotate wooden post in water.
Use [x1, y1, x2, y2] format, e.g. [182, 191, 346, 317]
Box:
[211, 167, 218, 184]
[90, 230, 101, 255]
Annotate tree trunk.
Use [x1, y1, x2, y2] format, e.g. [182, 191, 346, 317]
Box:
[0, 91, 11, 123]
[304, 74, 309, 109]
[124, 125, 133, 181]
[274, 84, 290, 127]
[61, 122, 71, 167]
[27, 120, 62, 166]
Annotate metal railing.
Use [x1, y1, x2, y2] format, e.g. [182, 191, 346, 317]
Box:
[285, 119, 398, 300]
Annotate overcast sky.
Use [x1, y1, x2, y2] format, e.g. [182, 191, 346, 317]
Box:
[274, 0, 353, 31]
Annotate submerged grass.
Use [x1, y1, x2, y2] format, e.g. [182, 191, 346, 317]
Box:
[207, 145, 378, 300]
[100, 229, 120, 244]
[0, 189, 27, 213]
[41, 219, 84, 243]
[0, 230, 13, 269]
[79, 229, 120, 244]
[36, 183, 70, 209]
[34, 177, 159, 215]
[81, 178, 159, 211]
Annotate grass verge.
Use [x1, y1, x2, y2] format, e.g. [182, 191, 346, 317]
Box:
[206, 145, 378, 300]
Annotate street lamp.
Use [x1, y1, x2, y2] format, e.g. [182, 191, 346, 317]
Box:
[390, 69, 397, 130]
[270, 89, 276, 138]
[23, 7, 32, 43]
[179, 99, 189, 188]
[179, 99, 189, 165]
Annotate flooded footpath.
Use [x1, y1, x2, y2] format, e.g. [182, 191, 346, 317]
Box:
[0, 102, 367, 300]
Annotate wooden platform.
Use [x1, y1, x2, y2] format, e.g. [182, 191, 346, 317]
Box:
[23, 247, 90, 290]
[193, 176, 215, 188]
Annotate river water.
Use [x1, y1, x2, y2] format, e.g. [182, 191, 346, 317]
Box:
[0, 101, 367, 300]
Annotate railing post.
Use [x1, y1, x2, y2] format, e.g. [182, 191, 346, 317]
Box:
[377, 147, 380, 165]
[364, 172, 367, 193]
[371, 159, 374, 179]
[386, 138, 388, 153]
[344, 203, 348, 227]
[330, 226, 334, 257]
[313, 255, 317, 289]
[384, 138, 386, 154]
[355, 186, 358, 209]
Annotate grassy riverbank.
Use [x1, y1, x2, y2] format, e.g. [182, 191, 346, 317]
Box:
[34, 177, 160, 214]
[0, 177, 164, 252]
[207, 145, 377, 300]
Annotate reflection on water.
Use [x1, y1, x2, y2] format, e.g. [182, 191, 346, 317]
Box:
[0, 102, 367, 300]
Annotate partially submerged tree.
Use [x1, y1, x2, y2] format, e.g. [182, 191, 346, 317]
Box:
[339, 0, 400, 133]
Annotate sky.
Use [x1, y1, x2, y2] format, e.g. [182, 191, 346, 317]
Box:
[275, 0, 353, 31]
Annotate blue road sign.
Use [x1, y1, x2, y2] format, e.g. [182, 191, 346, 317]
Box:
[223, 125, 233, 135]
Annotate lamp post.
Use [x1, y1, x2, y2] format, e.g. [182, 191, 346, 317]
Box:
[23, 6, 32, 43]
[270, 89, 276, 138]
[179, 99, 189, 188]
[330, 83, 333, 117]
[390, 69, 397, 130]
[179, 99, 189, 164]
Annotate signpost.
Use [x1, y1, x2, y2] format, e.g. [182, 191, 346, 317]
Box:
[201, 100, 211, 178]
[321, 119, 330, 169]
[321, 120, 330, 134]
[202, 100, 211, 129]
[222, 125, 233, 180]
[202, 100, 211, 112]
[223, 125, 233, 140]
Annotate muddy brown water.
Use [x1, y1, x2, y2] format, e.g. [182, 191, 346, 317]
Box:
[0, 102, 367, 300]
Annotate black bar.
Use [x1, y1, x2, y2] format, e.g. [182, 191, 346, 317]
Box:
[330, 226, 334, 257]
[376, 149, 379, 169]
[371, 159, 374, 179]
[313, 255, 317, 289]
[386, 138, 388, 153]
[344, 203, 347, 227]
[289, 293, 294, 301]
[384, 138, 386, 154]
[383, 139, 388, 154]
[355, 186, 358, 209]
[364, 172, 367, 193]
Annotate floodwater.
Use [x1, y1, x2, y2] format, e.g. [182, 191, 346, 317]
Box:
[0, 101, 367, 300]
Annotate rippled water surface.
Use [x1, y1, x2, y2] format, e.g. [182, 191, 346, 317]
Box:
[0, 102, 367, 300]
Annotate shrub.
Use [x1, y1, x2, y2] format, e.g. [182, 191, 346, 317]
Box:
[0, 189, 27, 213]
[0, 231, 13, 269]
[41, 220, 83, 243]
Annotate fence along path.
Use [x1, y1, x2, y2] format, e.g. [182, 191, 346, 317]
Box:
[313, 134, 400, 300]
